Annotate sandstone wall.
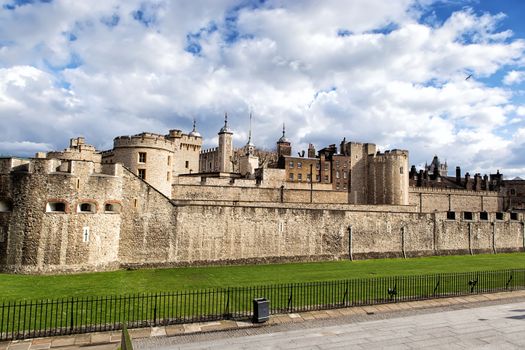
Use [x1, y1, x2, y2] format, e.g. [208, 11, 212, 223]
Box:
[172, 183, 348, 204]
[120, 202, 524, 268]
[409, 187, 502, 213]
[0, 159, 122, 273]
[117, 170, 177, 265]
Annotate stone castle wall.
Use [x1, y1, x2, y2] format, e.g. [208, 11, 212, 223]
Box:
[409, 187, 502, 213]
[0, 159, 123, 273]
[122, 202, 524, 268]
[1, 157, 523, 274]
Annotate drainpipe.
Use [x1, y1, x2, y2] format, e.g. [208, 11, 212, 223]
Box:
[401, 226, 406, 259]
[492, 222, 496, 254]
[522, 222, 525, 252]
[348, 225, 353, 261]
[468, 222, 473, 255]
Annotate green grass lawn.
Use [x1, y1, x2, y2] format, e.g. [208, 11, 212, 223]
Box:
[1, 253, 525, 301]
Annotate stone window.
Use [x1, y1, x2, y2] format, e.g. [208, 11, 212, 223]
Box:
[77, 202, 95, 213]
[336, 171, 340, 179]
[289, 161, 294, 168]
[463, 211, 473, 221]
[343, 171, 347, 179]
[511, 212, 519, 221]
[0, 199, 12, 212]
[343, 184, 347, 190]
[307, 173, 311, 182]
[46, 201, 66, 213]
[297, 162, 302, 169]
[104, 203, 121, 213]
[316, 163, 320, 170]
[480, 212, 489, 221]
[446, 211, 456, 220]
[138, 152, 147, 163]
[185, 161, 189, 168]
[167, 156, 171, 166]
[298, 173, 302, 181]
[316, 174, 320, 181]
[289, 173, 294, 181]
[336, 160, 340, 167]
[82, 227, 90, 243]
[167, 172, 170, 181]
[400, 167, 403, 174]
[496, 212, 504, 221]
[138, 169, 146, 180]
[324, 175, 329, 182]
[325, 162, 329, 171]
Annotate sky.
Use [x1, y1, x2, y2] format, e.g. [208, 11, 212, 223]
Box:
[1, 0, 525, 177]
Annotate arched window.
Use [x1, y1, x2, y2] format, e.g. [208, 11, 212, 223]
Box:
[0, 199, 12, 212]
[104, 202, 121, 213]
[77, 202, 96, 213]
[46, 202, 66, 213]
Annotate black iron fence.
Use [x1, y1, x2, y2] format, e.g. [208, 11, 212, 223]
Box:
[1, 269, 524, 340]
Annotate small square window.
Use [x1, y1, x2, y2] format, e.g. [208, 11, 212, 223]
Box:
[138, 169, 146, 180]
[496, 212, 504, 221]
[463, 212, 473, 221]
[297, 162, 302, 169]
[447, 211, 456, 220]
[510, 212, 518, 221]
[480, 212, 488, 221]
[138, 152, 147, 163]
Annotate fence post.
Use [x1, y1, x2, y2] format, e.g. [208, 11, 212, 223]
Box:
[153, 293, 157, 327]
[69, 298, 74, 332]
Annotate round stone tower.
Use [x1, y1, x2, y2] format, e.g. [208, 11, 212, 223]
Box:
[367, 149, 409, 205]
[110, 133, 175, 197]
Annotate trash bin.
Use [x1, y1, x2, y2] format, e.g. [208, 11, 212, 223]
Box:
[253, 298, 270, 323]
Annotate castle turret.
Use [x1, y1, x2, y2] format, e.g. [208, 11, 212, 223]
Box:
[367, 149, 409, 205]
[218, 113, 234, 173]
[276, 123, 291, 158]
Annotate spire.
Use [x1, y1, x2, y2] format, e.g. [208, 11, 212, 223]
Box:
[189, 118, 201, 137]
[219, 112, 232, 134]
[278, 122, 289, 143]
[247, 112, 252, 145]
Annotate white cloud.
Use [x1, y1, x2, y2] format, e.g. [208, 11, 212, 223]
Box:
[0, 0, 524, 176]
[503, 70, 525, 85]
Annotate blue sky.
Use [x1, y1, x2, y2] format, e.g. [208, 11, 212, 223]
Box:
[1, 0, 525, 177]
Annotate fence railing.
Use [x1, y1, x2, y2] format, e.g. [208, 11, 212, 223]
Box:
[1, 269, 524, 341]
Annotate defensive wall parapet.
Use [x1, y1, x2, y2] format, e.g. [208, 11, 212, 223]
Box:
[409, 186, 503, 213]
[113, 133, 175, 152]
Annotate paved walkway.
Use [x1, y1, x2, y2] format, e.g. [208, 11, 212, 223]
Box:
[138, 299, 525, 349]
[2, 290, 525, 350]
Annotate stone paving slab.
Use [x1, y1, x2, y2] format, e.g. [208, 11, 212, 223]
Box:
[3, 290, 525, 349]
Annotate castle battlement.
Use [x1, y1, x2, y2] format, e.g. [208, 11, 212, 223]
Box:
[372, 149, 409, 158]
[200, 147, 219, 154]
[113, 133, 175, 152]
[409, 186, 499, 196]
